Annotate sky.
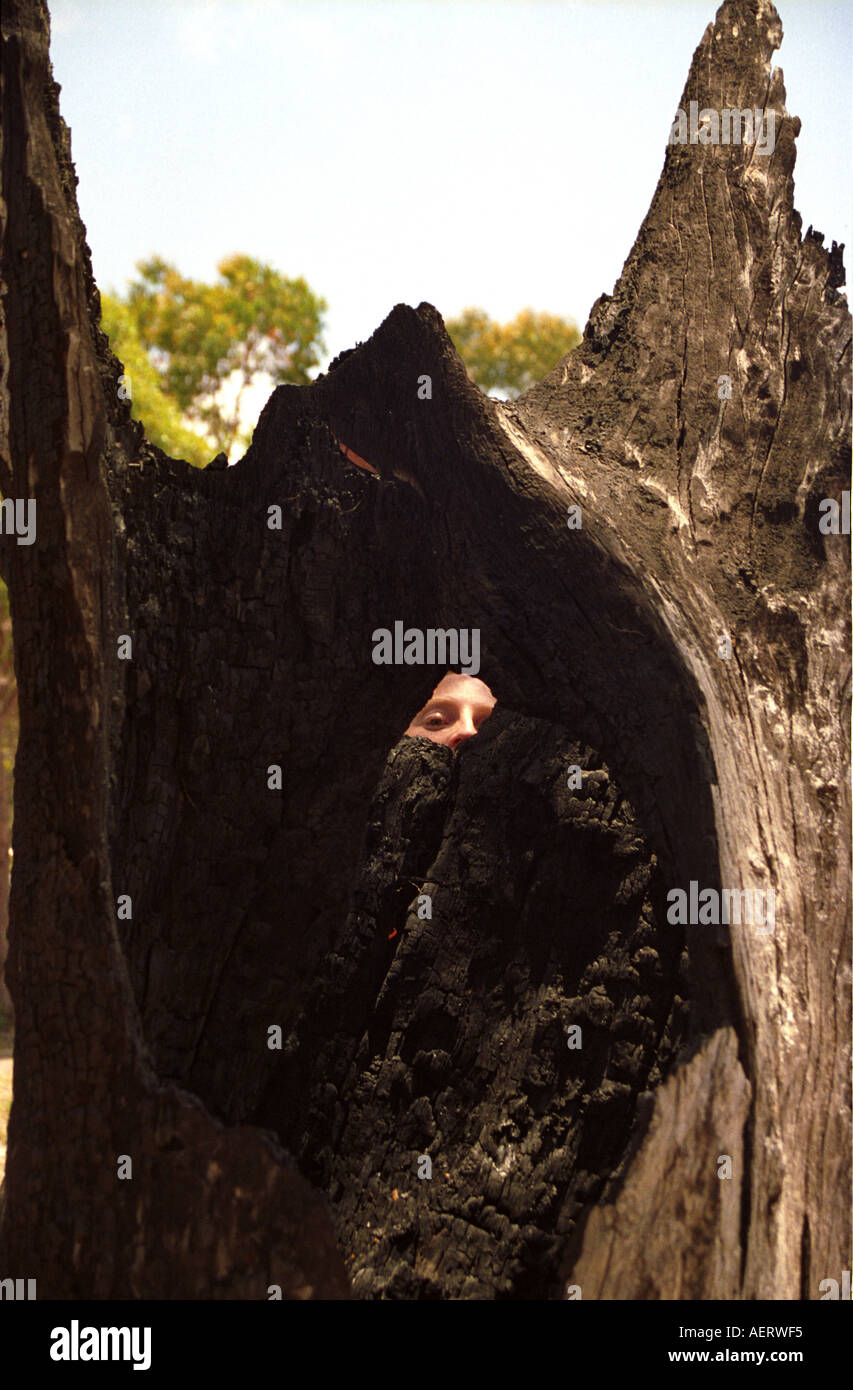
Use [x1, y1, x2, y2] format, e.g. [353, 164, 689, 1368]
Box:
[49, 0, 852, 379]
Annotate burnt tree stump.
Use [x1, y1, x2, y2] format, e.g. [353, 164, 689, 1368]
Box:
[0, 0, 849, 1299]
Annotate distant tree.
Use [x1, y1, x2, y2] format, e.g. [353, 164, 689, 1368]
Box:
[445, 307, 580, 398]
[122, 254, 327, 458]
[100, 294, 212, 467]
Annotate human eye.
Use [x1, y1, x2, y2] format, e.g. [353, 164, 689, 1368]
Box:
[422, 707, 447, 729]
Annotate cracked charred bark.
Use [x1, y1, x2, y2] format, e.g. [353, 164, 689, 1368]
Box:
[254, 722, 693, 1298]
[0, 0, 849, 1299]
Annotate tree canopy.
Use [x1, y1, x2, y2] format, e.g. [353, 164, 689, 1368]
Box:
[445, 306, 581, 398]
[100, 294, 212, 467]
[119, 254, 327, 459]
[104, 258, 580, 456]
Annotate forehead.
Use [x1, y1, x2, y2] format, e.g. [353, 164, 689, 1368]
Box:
[426, 674, 495, 706]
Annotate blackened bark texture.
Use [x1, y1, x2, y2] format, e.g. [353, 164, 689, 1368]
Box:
[1, 0, 849, 1300]
[255, 717, 689, 1299]
[0, 0, 348, 1298]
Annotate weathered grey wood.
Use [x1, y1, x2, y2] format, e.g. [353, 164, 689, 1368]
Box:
[511, 0, 852, 1299]
[563, 1029, 751, 1299]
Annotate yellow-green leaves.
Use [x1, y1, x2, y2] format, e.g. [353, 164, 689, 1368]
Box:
[100, 293, 213, 467]
[109, 255, 327, 460]
[446, 307, 580, 399]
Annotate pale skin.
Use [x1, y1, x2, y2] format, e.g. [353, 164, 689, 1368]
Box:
[404, 672, 497, 749]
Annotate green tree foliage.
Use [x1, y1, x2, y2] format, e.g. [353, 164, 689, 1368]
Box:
[122, 254, 327, 457]
[445, 307, 581, 399]
[100, 295, 212, 467]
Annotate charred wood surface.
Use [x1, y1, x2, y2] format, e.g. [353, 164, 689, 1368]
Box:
[0, 0, 849, 1299]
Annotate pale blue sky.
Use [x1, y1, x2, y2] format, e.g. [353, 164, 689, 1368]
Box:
[50, 0, 852, 367]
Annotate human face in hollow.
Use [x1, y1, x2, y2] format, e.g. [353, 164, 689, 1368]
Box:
[404, 673, 497, 749]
